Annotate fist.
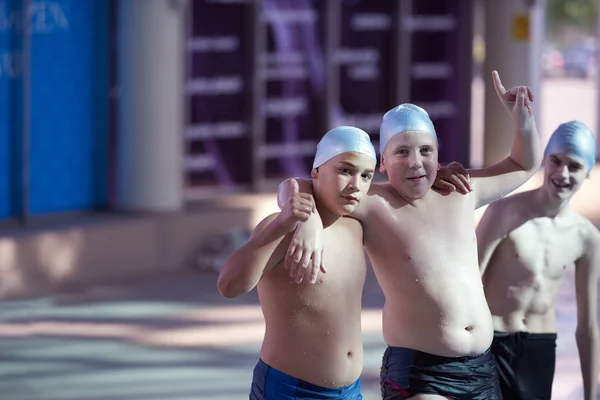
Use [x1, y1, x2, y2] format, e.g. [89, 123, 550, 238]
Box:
[278, 178, 316, 232]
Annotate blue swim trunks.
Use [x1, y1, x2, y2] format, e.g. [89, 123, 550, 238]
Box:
[250, 359, 362, 399]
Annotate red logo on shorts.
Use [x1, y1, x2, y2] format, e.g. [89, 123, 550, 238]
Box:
[384, 378, 410, 397]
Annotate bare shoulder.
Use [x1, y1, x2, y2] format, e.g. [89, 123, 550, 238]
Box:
[352, 182, 392, 219]
[334, 216, 364, 244]
[486, 190, 532, 216]
[339, 216, 363, 232]
[478, 191, 535, 237]
[366, 182, 389, 199]
[576, 214, 600, 247]
[366, 182, 404, 206]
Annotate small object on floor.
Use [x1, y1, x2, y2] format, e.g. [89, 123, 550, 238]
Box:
[193, 228, 251, 273]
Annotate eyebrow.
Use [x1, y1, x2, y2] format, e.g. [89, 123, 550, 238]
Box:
[393, 144, 434, 150]
[338, 161, 374, 174]
[551, 156, 583, 166]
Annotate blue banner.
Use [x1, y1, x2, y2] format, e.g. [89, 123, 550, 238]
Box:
[28, 0, 108, 215]
[0, 0, 19, 219]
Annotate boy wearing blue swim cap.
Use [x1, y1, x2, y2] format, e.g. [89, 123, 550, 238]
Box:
[277, 70, 542, 400]
[218, 126, 376, 399]
[478, 121, 599, 400]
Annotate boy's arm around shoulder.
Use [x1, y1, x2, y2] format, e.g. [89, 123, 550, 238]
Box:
[574, 224, 600, 400]
[217, 212, 293, 298]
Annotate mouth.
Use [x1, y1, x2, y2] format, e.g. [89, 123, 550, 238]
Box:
[407, 175, 426, 182]
[551, 178, 570, 189]
[342, 195, 358, 203]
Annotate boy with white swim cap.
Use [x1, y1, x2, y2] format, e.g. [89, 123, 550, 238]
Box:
[477, 120, 599, 400]
[277, 70, 542, 399]
[218, 126, 376, 399]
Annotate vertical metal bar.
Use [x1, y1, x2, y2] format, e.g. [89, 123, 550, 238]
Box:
[395, 0, 412, 105]
[458, 0, 474, 166]
[250, 0, 266, 192]
[183, 0, 192, 199]
[324, 0, 341, 131]
[597, 0, 600, 162]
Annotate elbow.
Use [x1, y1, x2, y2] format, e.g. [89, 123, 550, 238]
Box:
[217, 272, 253, 299]
[576, 324, 599, 341]
[529, 153, 543, 174]
[509, 157, 540, 176]
[217, 274, 240, 298]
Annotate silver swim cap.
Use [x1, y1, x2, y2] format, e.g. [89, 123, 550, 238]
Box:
[379, 104, 437, 154]
[544, 121, 596, 171]
[313, 126, 377, 169]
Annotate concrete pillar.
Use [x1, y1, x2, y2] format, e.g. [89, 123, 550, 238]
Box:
[116, 0, 186, 212]
[483, 0, 545, 166]
[597, 0, 600, 162]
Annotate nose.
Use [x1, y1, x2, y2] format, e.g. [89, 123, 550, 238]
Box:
[348, 175, 360, 192]
[408, 153, 423, 169]
[559, 165, 569, 179]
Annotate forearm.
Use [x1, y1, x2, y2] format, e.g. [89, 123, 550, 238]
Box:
[509, 117, 542, 172]
[217, 219, 288, 298]
[576, 327, 600, 400]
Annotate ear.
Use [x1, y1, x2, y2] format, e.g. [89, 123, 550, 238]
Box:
[437, 162, 441, 171]
[311, 168, 319, 180]
[379, 155, 387, 174]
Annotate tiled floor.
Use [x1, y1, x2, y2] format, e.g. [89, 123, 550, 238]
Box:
[0, 260, 596, 400]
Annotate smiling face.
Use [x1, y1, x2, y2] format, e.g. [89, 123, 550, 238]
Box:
[379, 131, 439, 200]
[312, 152, 376, 216]
[542, 153, 590, 201]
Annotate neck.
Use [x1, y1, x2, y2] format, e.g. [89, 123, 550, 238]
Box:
[392, 184, 430, 207]
[531, 186, 571, 218]
[313, 193, 342, 228]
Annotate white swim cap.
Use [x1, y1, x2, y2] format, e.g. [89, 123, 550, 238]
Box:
[544, 121, 596, 171]
[379, 104, 437, 154]
[313, 126, 377, 169]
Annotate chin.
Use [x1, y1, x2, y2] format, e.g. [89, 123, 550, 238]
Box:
[390, 180, 430, 200]
[553, 191, 573, 200]
[545, 187, 572, 201]
[340, 204, 358, 215]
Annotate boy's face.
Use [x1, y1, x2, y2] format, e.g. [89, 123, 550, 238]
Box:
[542, 153, 589, 200]
[312, 152, 376, 216]
[379, 131, 439, 200]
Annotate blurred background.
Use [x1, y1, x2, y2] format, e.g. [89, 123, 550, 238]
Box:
[0, 0, 599, 399]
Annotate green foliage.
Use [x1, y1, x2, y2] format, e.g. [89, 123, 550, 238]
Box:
[547, 0, 596, 31]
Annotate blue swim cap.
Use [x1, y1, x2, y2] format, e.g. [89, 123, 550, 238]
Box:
[379, 104, 437, 154]
[313, 126, 377, 169]
[544, 121, 596, 171]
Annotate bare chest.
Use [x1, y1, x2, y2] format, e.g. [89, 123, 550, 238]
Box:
[264, 227, 367, 303]
[502, 219, 584, 280]
[365, 193, 475, 253]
